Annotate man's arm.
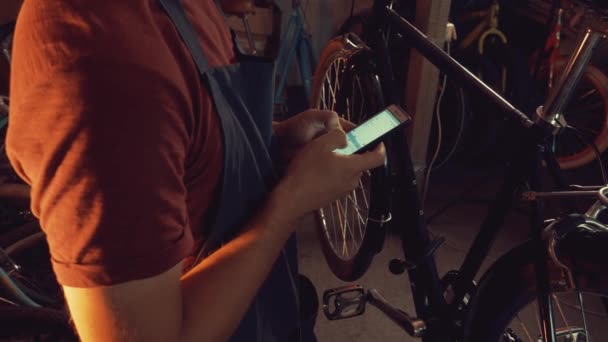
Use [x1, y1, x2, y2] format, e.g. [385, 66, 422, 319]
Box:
[63, 129, 386, 342]
[64, 189, 294, 342]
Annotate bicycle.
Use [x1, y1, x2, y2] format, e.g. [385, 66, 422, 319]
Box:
[455, 0, 508, 94]
[223, 0, 317, 118]
[0, 218, 77, 341]
[529, 0, 608, 170]
[310, 0, 608, 341]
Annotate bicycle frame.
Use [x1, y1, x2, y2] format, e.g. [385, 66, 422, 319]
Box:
[359, 2, 605, 341]
[273, 2, 316, 109]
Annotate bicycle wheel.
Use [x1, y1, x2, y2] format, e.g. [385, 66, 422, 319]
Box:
[0, 306, 77, 341]
[464, 230, 608, 341]
[310, 34, 390, 281]
[544, 61, 608, 170]
[1, 222, 63, 309]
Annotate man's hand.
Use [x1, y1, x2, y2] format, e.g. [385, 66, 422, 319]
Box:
[269, 127, 386, 224]
[272, 109, 355, 163]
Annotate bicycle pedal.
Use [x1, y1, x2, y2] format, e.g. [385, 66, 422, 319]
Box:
[322, 284, 367, 320]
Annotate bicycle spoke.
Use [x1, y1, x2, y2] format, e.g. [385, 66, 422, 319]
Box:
[346, 97, 352, 122]
[332, 197, 351, 257]
[328, 59, 343, 111]
[321, 80, 327, 109]
[322, 184, 371, 260]
[341, 198, 348, 256]
[349, 189, 363, 243]
[515, 314, 534, 341]
[360, 174, 370, 208]
[327, 202, 339, 253]
[346, 189, 366, 239]
[341, 194, 359, 256]
[533, 301, 542, 334]
[331, 200, 347, 256]
[329, 61, 338, 112]
[346, 189, 366, 225]
[355, 192, 364, 242]
[319, 59, 375, 260]
[578, 292, 591, 342]
[355, 75, 366, 121]
[502, 290, 608, 342]
[312, 39, 391, 278]
[552, 293, 573, 338]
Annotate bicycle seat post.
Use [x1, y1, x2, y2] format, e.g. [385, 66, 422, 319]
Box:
[535, 28, 604, 133]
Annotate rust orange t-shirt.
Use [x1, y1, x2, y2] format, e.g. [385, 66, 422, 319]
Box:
[7, 0, 233, 287]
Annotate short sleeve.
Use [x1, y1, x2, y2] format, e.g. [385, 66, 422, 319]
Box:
[7, 4, 198, 287]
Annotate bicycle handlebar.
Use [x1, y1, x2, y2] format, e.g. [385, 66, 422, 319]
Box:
[539, 28, 603, 127]
[384, 7, 535, 129]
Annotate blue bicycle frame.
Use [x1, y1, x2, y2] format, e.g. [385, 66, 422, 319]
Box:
[273, 2, 317, 108]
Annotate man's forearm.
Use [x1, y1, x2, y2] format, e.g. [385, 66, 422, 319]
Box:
[178, 192, 296, 342]
[61, 189, 300, 342]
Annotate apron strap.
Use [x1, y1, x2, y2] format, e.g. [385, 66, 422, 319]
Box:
[157, 0, 210, 76]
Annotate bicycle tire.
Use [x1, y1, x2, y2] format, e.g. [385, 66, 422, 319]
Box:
[0, 306, 77, 341]
[464, 230, 608, 341]
[1, 222, 63, 309]
[310, 34, 390, 281]
[543, 60, 608, 169]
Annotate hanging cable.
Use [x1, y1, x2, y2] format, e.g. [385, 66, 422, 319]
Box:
[422, 42, 450, 208]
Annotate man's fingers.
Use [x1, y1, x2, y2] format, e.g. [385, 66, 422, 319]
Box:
[323, 112, 341, 130]
[305, 109, 354, 133]
[339, 117, 356, 132]
[354, 142, 386, 170]
[317, 128, 348, 150]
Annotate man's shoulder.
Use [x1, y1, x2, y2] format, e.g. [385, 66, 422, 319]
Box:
[14, 0, 233, 77]
[15, 1, 162, 68]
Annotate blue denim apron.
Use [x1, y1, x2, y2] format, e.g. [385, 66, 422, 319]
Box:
[157, 1, 302, 341]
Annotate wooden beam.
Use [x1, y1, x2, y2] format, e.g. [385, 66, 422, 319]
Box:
[404, 0, 452, 183]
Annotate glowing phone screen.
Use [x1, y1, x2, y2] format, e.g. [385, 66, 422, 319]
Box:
[334, 108, 401, 155]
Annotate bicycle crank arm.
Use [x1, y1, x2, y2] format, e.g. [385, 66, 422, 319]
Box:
[367, 288, 427, 337]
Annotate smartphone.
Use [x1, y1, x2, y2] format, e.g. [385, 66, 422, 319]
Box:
[334, 104, 411, 155]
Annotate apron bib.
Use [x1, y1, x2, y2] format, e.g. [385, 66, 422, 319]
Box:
[157, 1, 304, 341]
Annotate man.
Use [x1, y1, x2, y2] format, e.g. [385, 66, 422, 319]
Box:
[7, 0, 385, 341]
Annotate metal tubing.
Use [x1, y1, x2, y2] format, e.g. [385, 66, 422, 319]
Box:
[529, 190, 601, 198]
[384, 7, 534, 128]
[452, 131, 535, 312]
[0, 267, 41, 307]
[390, 129, 446, 341]
[274, 13, 301, 104]
[530, 146, 557, 342]
[540, 29, 604, 124]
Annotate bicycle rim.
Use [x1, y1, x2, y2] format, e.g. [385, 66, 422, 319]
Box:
[501, 290, 608, 341]
[315, 52, 376, 266]
[464, 231, 608, 341]
[310, 35, 389, 281]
